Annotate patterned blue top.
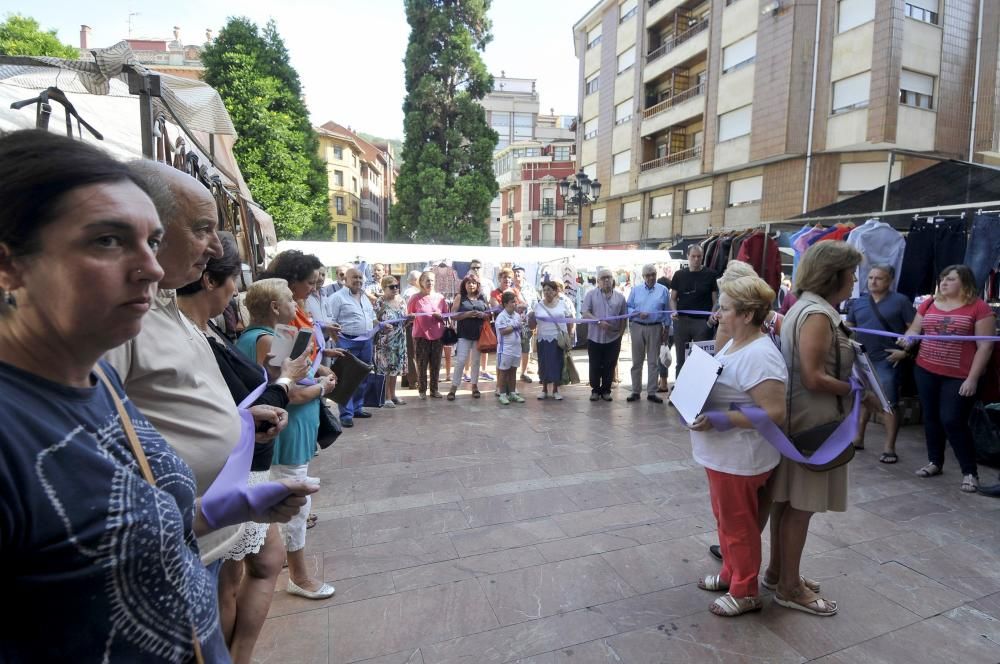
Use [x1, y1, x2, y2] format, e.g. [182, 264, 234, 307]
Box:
[0, 360, 227, 663]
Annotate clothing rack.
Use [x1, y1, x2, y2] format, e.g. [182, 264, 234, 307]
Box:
[913, 212, 965, 220]
[977, 208, 1000, 215]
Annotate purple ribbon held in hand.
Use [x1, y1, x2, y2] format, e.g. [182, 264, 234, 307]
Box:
[200, 373, 295, 530]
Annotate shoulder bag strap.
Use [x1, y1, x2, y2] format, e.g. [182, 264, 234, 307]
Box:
[867, 294, 895, 332]
[92, 364, 205, 664]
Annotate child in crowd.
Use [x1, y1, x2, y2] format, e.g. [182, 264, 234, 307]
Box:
[495, 291, 525, 405]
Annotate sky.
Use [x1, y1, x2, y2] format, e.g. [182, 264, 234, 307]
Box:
[5, 0, 598, 139]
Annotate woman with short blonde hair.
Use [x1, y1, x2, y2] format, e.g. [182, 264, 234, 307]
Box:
[688, 275, 787, 617]
[712, 262, 783, 348]
[244, 278, 293, 322]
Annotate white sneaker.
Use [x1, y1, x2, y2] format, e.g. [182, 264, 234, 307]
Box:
[383, 399, 396, 408]
[537, 392, 548, 400]
[552, 393, 564, 401]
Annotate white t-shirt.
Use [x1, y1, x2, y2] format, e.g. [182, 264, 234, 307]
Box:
[533, 299, 570, 342]
[494, 310, 522, 357]
[689, 336, 786, 476]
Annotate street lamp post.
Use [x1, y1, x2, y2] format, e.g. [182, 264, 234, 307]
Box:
[558, 169, 601, 248]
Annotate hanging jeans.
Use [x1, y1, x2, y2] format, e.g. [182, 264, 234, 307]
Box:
[964, 214, 1000, 294]
[897, 218, 967, 299]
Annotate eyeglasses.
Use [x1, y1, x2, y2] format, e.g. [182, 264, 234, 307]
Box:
[643, 273, 656, 278]
[388, 284, 400, 290]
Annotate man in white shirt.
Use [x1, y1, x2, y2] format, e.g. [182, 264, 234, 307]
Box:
[329, 267, 378, 426]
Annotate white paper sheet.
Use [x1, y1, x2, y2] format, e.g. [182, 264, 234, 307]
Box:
[669, 344, 723, 424]
[851, 341, 893, 413]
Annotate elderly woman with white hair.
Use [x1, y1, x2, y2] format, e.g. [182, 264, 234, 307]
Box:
[711, 261, 783, 349]
[582, 267, 627, 401]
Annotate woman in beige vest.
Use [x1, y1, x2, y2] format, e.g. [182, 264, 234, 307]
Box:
[766, 242, 879, 617]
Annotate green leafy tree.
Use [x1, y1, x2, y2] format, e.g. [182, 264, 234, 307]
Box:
[0, 14, 79, 58]
[392, 0, 498, 244]
[201, 17, 329, 240]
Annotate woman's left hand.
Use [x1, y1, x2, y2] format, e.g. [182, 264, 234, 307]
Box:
[959, 378, 978, 397]
[250, 404, 289, 442]
[688, 414, 713, 431]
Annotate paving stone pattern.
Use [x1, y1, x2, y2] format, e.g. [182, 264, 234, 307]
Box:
[254, 351, 1000, 664]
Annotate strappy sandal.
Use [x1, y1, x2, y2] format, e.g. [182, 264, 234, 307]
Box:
[774, 590, 838, 616]
[697, 574, 729, 591]
[710, 593, 762, 617]
[916, 463, 942, 478]
[961, 474, 979, 493]
[879, 452, 899, 464]
[446, 390, 456, 401]
[472, 388, 481, 399]
[761, 575, 821, 593]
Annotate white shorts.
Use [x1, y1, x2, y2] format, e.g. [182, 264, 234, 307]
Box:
[497, 352, 519, 371]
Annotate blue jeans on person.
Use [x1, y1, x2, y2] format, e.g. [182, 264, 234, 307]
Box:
[871, 358, 900, 406]
[964, 214, 1000, 293]
[913, 365, 978, 477]
[337, 334, 373, 422]
[202, 558, 233, 662]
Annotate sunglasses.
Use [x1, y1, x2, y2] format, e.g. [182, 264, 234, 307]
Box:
[388, 284, 400, 290]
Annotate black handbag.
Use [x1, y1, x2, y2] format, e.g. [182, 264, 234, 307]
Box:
[788, 312, 855, 472]
[329, 351, 373, 406]
[317, 400, 343, 449]
[441, 325, 459, 346]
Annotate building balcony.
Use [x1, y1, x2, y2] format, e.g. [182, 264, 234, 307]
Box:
[641, 82, 706, 137]
[638, 145, 702, 189]
[646, 0, 689, 28]
[644, 18, 709, 84]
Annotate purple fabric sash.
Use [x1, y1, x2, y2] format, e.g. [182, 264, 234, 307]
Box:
[851, 326, 1000, 342]
[702, 380, 862, 465]
[200, 370, 294, 529]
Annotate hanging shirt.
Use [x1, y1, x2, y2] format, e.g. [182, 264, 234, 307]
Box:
[845, 219, 906, 298]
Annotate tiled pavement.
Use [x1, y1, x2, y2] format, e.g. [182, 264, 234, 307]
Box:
[253, 350, 1000, 664]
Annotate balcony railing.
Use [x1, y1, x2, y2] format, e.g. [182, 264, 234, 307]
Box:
[642, 80, 706, 119]
[540, 203, 556, 216]
[640, 144, 702, 172]
[647, 17, 709, 63]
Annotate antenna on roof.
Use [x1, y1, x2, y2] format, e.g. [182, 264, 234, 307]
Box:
[128, 11, 140, 38]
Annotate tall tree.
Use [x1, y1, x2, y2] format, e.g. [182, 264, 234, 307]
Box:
[0, 14, 79, 58]
[201, 18, 329, 240]
[392, 0, 498, 244]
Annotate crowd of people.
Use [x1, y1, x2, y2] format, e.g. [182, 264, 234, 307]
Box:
[1, 128, 997, 662]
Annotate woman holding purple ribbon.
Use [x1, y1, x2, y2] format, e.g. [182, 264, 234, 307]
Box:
[688, 276, 786, 617]
[375, 274, 408, 407]
[178, 234, 312, 662]
[900, 265, 994, 492]
[448, 274, 490, 400]
[238, 278, 338, 601]
[768, 241, 876, 618]
[0, 131, 313, 662]
[529, 280, 574, 400]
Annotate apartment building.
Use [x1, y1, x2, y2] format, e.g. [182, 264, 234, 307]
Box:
[572, 0, 1000, 248]
[482, 75, 578, 245]
[316, 121, 394, 242]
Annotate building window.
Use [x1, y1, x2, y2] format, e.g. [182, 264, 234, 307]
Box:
[590, 207, 606, 226]
[900, 70, 935, 109]
[615, 99, 633, 125]
[621, 200, 641, 223]
[619, 0, 637, 23]
[513, 112, 533, 140]
[335, 196, 345, 214]
[613, 150, 631, 175]
[904, 0, 938, 25]
[583, 117, 599, 140]
[684, 185, 712, 213]
[352, 177, 358, 193]
[837, 0, 876, 33]
[718, 105, 752, 142]
[553, 145, 571, 161]
[586, 25, 602, 50]
[583, 162, 597, 180]
[586, 73, 600, 96]
[617, 47, 636, 75]
[334, 170, 344, 186]
[728, 175, 763, 207]
[542, 188, 556, 216]
[333, 146, 343, 160]
[336, 224, 347, 242]
[722, 34, 756, 73]
[832, 71, 871, 114]
[650, 194, 672, 218]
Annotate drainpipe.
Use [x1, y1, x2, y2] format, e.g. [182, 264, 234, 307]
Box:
[801, 0, 822, 214]
[968, 0, 984, 161]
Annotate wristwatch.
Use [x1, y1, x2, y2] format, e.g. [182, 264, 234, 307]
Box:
[275, 377, 293, 392]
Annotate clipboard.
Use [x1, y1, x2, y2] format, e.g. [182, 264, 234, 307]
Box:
[669, 344, 723, 424]
[850, 341, 892, 413]
[685, 340, 716, 358]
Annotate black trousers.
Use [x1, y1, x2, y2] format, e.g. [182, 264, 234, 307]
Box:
[673, 315, 712, 378]
[897, 218, 967, 299]
[588, 337, 622, 395]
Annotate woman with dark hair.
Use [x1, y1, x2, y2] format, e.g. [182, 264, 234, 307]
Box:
[529, 280, 574, 400]
[178, 234, 310, 663]
[899, 264, 995, 492]
[448, 274, 490, 400]
[375, 273, 408, 407]
[0, 130, 311, 661]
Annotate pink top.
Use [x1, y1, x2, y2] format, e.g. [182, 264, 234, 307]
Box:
[407, 292, 449, 340]
[916, 298, 993, 379]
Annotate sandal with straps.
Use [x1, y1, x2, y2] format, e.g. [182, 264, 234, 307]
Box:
[697, 574, 729, 592]
[761, 575, 821, 593]
[774, 590, 838, 616]
[916, 463, 942, 478]
[710, 593, 762, 617]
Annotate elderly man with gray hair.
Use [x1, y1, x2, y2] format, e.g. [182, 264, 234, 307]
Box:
[626, 264, 671, 403]
[582, 268, 628, 401]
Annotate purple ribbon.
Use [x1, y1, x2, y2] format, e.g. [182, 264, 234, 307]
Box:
[200, 370, 294, 529]
[701, 378, 863, 466]
[851, 326, 1000, 342]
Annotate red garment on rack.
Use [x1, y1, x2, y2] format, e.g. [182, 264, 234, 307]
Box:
[736, 232, 782, 292]
[817, 224, 852, 243]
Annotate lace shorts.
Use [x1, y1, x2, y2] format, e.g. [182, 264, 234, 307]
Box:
[222, 470, 271, 561]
